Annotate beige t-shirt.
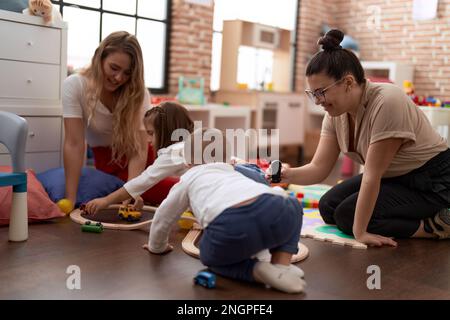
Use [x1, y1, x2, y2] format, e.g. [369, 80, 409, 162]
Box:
[321, 81, 448, 177]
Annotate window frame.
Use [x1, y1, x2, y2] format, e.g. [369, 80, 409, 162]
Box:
[52, 0, 172, 94]
[211, 0, 300, 92]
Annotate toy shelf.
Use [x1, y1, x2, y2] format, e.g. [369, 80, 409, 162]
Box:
[419, 106, 450, 146]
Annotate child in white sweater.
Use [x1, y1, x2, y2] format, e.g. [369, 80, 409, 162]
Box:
[143, 128, 306, 294]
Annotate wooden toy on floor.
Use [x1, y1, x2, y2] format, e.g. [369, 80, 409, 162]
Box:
[70, 204, 156, 231]
[57, 198, 74, 215]
[194, 270, 216, 289]
[81, 221, 103, 233]
[71, 205, 199, 231]
[181, 223, 310, 262]
[177, 211, 196, 229]
[118, 204, 142, 222]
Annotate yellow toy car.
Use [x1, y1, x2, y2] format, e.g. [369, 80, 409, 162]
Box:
[118, 205, 142, 222]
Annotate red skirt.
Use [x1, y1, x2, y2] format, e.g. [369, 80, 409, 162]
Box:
[90, 145, 179, 206]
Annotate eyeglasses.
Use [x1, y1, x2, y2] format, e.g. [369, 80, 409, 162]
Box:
[305, 79, 343, 104]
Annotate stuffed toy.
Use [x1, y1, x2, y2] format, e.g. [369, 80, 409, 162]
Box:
[23, 0, 62, 25]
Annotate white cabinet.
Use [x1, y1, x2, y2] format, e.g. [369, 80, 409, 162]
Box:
[214, 90, 305, 155]
[185, 104, 251, 131]
[0, 9, 67, 173]
[361, 61, 414, 87]
[256, 93, 305, 146]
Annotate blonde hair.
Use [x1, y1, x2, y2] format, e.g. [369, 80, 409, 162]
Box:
[80, 31, 146, 166]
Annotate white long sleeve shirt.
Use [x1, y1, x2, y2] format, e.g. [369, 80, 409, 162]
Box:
[148, 163, 287, 253]
[123, 142, 188, 198]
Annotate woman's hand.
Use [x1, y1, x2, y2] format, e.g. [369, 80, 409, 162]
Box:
[142, 243, 174, 255]
[85, 197, 109, 215]
[265, 164, 292, 184]
[355, 231, 397, 247]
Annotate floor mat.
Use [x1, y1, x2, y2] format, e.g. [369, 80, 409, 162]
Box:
[288, 184, 367, 249]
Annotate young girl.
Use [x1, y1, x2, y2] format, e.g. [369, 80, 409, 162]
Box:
[142, 128, 306, 294]
[85, 101, 194, 212]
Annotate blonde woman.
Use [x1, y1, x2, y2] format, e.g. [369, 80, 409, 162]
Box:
[62, 31, 176, 209]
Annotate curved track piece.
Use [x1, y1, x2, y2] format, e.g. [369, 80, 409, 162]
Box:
[182, 226, 309, 262]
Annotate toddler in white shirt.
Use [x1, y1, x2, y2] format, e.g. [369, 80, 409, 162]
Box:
[143, 128, 306, 294]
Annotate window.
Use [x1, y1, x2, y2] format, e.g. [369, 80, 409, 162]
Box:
[211, 0, 298, 91]
[52, 0, 170, 93]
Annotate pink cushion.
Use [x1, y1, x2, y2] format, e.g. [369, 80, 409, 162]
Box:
[0, 166, 64, 225]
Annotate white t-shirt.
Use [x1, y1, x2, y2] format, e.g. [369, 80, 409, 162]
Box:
[123, 142, 188, 198]
[62, 73, 151, 147]
[148, 162, 287, 253]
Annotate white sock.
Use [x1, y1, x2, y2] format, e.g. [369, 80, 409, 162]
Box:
[253, 261, 306, 294]
[274, 264, 305, 278]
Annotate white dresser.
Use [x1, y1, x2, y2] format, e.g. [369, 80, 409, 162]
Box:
[0, 9, 67, 173]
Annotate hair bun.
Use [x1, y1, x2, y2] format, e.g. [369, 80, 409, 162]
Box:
[318, 29, 344, 51]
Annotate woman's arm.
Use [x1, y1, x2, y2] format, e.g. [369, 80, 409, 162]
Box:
[127, 130, 149, 180]
[353, 138, 402, 247]
[285, 135, 341, 185]
[63, 118, 86, 206]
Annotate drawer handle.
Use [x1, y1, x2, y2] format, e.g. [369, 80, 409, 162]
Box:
[29, 132, 35, 138]
[264, 102, 278, 109]
[27, 41, 33, 46]
[27, 79, 32, 84]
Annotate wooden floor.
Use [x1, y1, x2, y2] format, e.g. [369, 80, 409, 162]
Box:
[1, 217, 449, 300]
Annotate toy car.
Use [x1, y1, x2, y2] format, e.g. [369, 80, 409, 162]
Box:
[269, 160, 282, 183]
[81, 221, 103, 233]
[193, 270, 216, 289]
[118, 205, 142, 222]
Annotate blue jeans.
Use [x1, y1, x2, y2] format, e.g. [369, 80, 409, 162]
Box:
[199, 194, 303, 282]
[234, 163, 269, 186]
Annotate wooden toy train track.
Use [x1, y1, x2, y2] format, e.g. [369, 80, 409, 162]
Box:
[182, 225, 309, 263]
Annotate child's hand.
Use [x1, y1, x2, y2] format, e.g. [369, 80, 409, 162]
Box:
[122, 198, 132, 206]
[142, 243, 174, 255]
[131, 196, 144, 211]
[85, 197, 109, 215]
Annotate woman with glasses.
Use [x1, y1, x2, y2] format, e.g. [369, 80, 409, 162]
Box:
[280, 29, 450, 246]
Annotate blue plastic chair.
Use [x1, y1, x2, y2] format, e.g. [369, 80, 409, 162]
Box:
[0, 111, 28, 241]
